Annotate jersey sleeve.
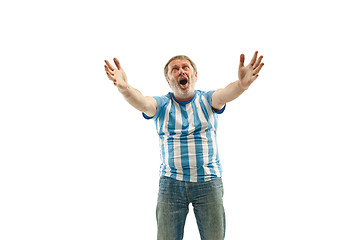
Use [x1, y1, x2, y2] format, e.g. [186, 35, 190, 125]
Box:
[203, 90, 226, 114]
[142, 96, 164, 120]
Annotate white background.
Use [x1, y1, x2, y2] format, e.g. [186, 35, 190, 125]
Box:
[1, 0, 359, 239]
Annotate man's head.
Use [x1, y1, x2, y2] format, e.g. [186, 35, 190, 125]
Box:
[164, 55, 197, 79]
[164, 55, 198, 102]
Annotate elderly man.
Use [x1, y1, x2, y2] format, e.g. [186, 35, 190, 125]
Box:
[104, 52, 264, 240]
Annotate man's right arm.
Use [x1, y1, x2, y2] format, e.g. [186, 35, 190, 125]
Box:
[118, 85, 157, 117]
[104, 58, 157, 117]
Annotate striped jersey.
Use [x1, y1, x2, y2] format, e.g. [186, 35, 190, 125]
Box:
[143, 90, 225, 182]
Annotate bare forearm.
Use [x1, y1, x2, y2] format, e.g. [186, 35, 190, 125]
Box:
[212, 80, 246, 109]
[105, 58, 157, 116]
[220, 80, 246, 103]
[118, 85, 156, 115]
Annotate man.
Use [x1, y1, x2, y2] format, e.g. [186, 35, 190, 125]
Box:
[104, 52, 264, 239]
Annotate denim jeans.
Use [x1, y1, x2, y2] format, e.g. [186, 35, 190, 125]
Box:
[156, 176, 226, 240]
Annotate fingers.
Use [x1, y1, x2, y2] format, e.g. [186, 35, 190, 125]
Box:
[104, 63, 112, 73]
[249, 51, 264, 75]
[254, 62, 264, 75]
[104, 60, 116, 84]
[104, 60, 115, 71]
[241, 51, 263, 68]
[239, 54, 245, 67]
[249, 51, 258, 66]
[251, 58, 264, 83]
[105, 70, 117, 85]
[104, 58, 118, 77]
[114, 58, 121, 70]
[104, 64, 114, 76]
[253, 55, 263, 69]
[105, 68, 115, 81]
[105, 69, 114, 78]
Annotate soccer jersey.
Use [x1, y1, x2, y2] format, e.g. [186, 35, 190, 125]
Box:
[143, 90, 225, 182]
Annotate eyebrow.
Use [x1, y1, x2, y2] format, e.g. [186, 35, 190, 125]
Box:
[170, 62, 191, 72]
[172, 63, 189, 68]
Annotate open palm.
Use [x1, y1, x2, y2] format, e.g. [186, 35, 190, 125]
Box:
[104, 58, 128, 91]
[238, 51, 264, 90]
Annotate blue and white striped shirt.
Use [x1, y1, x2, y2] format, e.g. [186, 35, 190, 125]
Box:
[143, 90, 225, 182]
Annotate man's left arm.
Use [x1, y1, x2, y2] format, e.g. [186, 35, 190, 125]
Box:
[212, 51, 264, 110]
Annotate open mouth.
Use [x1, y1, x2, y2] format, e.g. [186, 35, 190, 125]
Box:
[179, 79, 188, 85]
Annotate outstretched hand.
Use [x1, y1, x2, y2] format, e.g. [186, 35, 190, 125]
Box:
[238, 51, 264, 90]
[104, 58, 128, 91]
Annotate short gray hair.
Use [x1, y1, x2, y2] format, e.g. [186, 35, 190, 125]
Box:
[164, 55, 197, 79]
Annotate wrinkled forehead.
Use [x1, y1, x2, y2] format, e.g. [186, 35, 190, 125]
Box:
[168, 58, 192, 69]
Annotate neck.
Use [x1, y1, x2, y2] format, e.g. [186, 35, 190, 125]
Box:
[173, 91, 195, 102]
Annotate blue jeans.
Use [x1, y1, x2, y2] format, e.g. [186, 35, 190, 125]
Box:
[156, 176, 226, 240]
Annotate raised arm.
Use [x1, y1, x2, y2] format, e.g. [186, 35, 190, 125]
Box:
[212, 51, 264, 110]
[104, 58, 157, 117]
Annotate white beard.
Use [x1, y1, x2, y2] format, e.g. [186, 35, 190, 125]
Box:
[168, 75, 197, 101]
